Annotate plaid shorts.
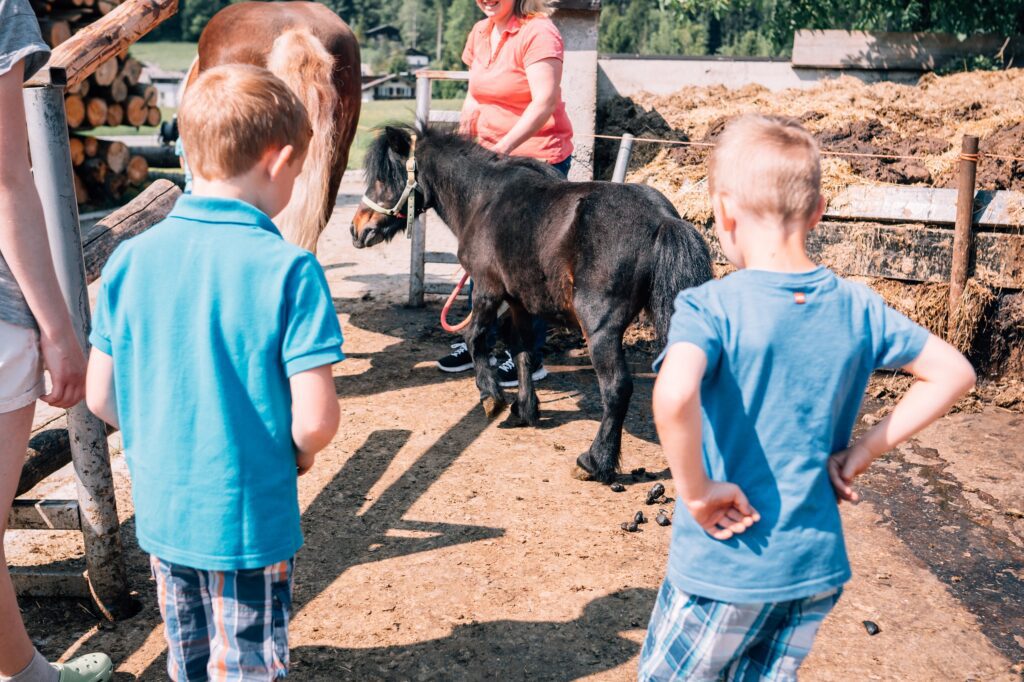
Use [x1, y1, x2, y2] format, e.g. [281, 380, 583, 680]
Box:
[638, 579, 842, 681]
[151, 555, 294, 681]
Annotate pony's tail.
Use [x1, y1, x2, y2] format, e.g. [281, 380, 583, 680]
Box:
[267, 28, 338, 254]
[648, 219, 714, 346]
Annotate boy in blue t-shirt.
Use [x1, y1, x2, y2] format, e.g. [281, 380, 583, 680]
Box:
[85, 65, 343, 680]
[639, 115, 976, 681]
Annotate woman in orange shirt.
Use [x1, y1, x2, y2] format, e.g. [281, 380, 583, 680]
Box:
[436, 0, 573, 386]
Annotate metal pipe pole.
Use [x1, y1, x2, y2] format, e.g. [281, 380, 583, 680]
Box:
[409, 76, 431, 307]
[23, 80, 129, 618]
[949, 135, 979, 336]
[611, 133, 635, 183]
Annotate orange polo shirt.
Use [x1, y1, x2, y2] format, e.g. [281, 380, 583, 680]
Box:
[461, 14, 574, 164]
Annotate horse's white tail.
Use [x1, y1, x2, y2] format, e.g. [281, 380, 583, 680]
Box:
[267, 29, 338, 253]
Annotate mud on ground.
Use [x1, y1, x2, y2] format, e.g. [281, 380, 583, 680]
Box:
[9, 189, 1024, 680]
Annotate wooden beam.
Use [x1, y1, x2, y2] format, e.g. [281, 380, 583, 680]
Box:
[697, 221, 1024, 288]
[82, 178, 180, 283]
[8, 500, 81, 531]
[415, 70, 469, 82]
[25, 0, 178, 89]
[424, 251, 459, 265]
[11, 567, 91, 599]
[825, 186, 1024, 228]
[552, 0, 601, 10]
[18, 426, 72, 496]
[792, 30, 1024, 71]
[424, 281, 467, 296]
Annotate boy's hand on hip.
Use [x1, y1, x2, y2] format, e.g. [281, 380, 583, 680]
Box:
[828, 442, 874, 504]
[686, 482, 760, 541]
[296, 450, 316, 476]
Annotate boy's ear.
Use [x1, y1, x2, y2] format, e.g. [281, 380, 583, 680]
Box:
[712, 193, 736, 233]
[266, 145, 296, 180]
[806, 195, 827, 232]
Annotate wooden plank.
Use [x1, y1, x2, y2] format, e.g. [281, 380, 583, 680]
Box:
[424, 251, 459, 264]
[18, 426, 71, 496]
[424, 281, 467, 296]
[697, 220, 1024, 288]
[8, 499, 80, 531]
[415, 70, 469, 82]
[11, 567, 91, 599]
[792, 30, 1024, 71]
[82, 178, 180, 283]
[427, 110, 461, 124]
[25, 0, 178, 88]
[552, 0, 601, 10]
[825, 187, 1024, 228]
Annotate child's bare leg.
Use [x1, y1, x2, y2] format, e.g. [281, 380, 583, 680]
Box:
[0, 404, 38, 677]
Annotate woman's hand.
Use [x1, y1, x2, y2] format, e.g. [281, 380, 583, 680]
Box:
[39, 327, 86, 408]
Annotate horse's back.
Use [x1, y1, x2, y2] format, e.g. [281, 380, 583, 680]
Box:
[198, 2, 356, 68]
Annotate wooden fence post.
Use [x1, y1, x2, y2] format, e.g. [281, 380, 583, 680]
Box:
[949, 135, 979, 336]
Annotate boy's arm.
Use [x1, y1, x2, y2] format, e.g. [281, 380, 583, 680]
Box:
[290, 365, 340, 476]
[85, 348, 119, 429]
[829, 334, 975, 502]
[653, 343, 759, 540]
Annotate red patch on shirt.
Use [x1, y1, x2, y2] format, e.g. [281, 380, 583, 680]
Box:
[794, 292, 807, 304]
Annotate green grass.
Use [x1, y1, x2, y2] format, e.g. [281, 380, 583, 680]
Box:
[350, 98, 463, 169]
[130, 41, 198, 72]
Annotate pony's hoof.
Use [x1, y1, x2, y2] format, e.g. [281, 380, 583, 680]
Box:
[501, 411, 527, 428]
[571, 464, 595, 481]
[481, 396, 507, 419]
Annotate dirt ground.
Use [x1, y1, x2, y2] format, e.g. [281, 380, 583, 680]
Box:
[9, 176, 1024, 680]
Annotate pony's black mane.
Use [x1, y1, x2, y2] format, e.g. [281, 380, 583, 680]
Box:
[365, 124, 561, 186]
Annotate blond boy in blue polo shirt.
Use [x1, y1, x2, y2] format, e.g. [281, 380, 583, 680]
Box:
[640, 115, 975, 681]
[85, 65, 343, 680]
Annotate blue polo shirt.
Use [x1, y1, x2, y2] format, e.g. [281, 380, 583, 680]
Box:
[654, 267, 928, 603]
[90, 195, 344, 571]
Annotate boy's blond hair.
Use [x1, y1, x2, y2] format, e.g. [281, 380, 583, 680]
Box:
[178, 64, 312, 180]
[708, 115, 821, 226]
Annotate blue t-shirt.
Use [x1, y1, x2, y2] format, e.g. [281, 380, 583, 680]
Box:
[654, 267, 928, 603]
[90, 195, 344, 571]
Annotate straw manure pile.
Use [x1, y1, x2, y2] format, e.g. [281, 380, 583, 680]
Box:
[597, 69, 1024, 393]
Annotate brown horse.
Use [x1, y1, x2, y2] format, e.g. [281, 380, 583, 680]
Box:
[186, 1, 361, 253]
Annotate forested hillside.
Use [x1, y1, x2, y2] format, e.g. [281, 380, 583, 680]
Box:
[147, 0, 1024, 64]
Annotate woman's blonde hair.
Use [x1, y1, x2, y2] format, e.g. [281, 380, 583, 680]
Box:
[515, 0, 554, 17]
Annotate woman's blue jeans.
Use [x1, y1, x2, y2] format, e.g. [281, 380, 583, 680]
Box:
[467, 155, 572, 364]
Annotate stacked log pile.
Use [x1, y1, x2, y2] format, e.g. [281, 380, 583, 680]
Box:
[30, 0, 160, 206]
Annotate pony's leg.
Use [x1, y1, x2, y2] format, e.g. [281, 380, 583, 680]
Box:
[503, 303, 540, 428]
[466, 292, 507, 419]
[573, 307, 632, 484]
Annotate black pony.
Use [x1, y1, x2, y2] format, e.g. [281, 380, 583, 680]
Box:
[352, 126, 712, 483]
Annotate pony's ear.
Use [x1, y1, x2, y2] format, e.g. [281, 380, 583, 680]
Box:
[383, 126, 411, 157]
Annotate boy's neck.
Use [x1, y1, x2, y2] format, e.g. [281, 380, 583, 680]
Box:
[191, 174, 272, 217]
[736, 219, 818, 273]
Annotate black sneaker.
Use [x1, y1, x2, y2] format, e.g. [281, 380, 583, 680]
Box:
[436, 342, 473, 373]
[495, 351, 549, 388]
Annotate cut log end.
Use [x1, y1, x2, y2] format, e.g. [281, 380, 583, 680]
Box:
[127, 155, 149, 185]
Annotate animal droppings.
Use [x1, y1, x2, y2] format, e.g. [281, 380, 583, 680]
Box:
[610, 482, 626, 493]
[655, 511, 671, 526]
[634, 511, 646, 524]
[862, 620, 881, 636]
[646, 483, 666, 505]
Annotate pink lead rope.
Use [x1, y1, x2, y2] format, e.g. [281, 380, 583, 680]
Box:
[441, 270, 473, 333]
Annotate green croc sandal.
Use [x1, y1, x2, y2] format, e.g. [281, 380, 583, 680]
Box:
[53, 653, 113, 682]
